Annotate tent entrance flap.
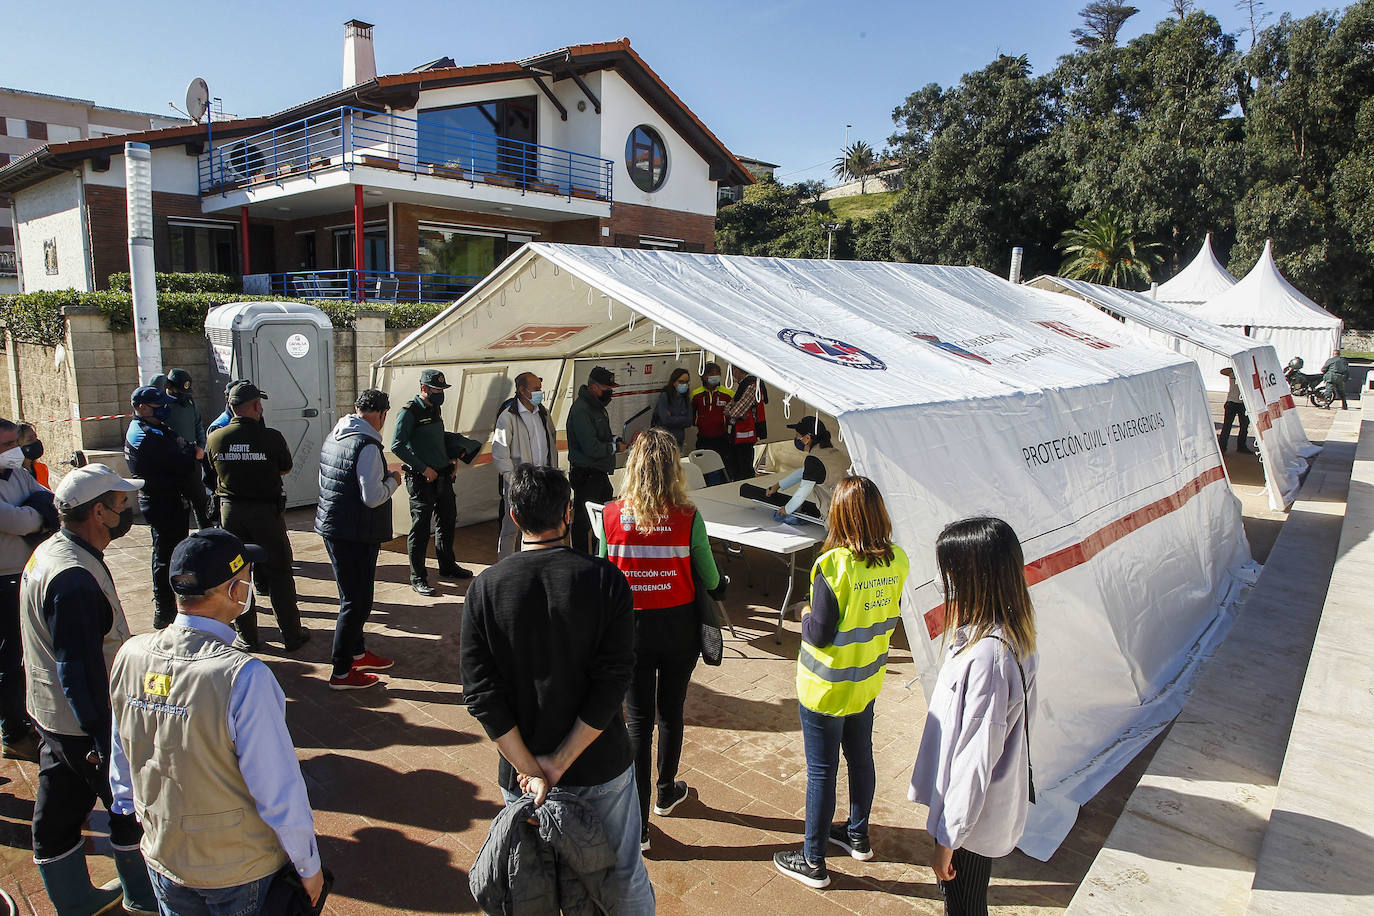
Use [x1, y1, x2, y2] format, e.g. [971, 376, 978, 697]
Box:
[376, 244, 1260, 860]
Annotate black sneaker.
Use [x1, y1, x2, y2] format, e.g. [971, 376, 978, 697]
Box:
[773, 849, 829, 889]
[827, 823, 874, 861]
[438, 565, 474, 580]
[283, 629, 311, 653]
[411, 581, 437, 597]
[652, 780, 690, 815]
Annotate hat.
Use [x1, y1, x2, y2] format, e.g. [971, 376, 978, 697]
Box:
[130, 386, 172, 408]
[167, 368, 193, 388]
[227, 380, 269, 405]
[54, 464, 143, 510]
[588, 366, 619, 388]
[419, 369, 451, 389]
[223, 377, 249, 399]
[170, 528, 268, 596]
[786, 416, 830, 440]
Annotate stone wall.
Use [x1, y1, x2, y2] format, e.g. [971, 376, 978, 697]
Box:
[1, 307, 391, 486]
[1341, 329, 1374, 353]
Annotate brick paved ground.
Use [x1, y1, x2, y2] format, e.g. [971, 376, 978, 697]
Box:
[0, 401, 1338, 914]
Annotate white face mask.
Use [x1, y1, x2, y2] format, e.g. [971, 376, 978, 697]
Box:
[231, 578, 254, 617]
[0, 447, 25, 470]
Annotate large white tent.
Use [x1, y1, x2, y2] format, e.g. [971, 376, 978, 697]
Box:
[375, 244, 1256, 858]
[1188, 240, 1342, 368]
[1031, 275, 1320, 510]
[1155, 232, 1237, 305]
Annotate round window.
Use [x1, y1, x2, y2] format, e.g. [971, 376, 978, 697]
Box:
[626, 125, 668, 192]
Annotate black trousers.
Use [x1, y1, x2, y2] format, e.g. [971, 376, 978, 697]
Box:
[32, 728, 141, 862]
[624, 603, 699, 833]
[940, 847, 994, 916]
[324, 538, 380, 677]
[0, 574, 29, 743]
[405, 473, 457, 583]
[725, 441, 757, 481]
[569, 467, 614, 554]
[220, 499, 302, 644]
[1219, 400, 1250, 451]
[143, 494, 189, 630]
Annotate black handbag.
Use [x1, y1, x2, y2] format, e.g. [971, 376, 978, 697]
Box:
[693, 573, 729, 666]
[263, 865, 333, 916]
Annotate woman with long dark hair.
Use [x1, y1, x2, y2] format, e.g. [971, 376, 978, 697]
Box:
[909, 516, 1038, 915]
[599, 428, 724, 851]
[651, 368, 693, 447]
[774, 476, 908, 888]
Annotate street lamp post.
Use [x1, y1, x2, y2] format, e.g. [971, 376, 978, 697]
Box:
[825, 223, 841, 260]
[845, 124, 852, 147]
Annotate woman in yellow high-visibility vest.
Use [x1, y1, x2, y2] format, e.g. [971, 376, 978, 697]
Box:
[774, 475, 908, 889]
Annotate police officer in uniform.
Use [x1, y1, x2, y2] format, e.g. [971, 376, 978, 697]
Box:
[391, 369, 472, 595]
[125, 385, 199, 629]
[206, 382, 309, 652]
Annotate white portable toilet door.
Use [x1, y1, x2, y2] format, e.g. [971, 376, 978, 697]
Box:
[251, 320, 329, 507]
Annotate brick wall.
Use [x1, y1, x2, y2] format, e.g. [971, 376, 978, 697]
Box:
[604, 201, 715, 252]
[85, 186, 211, 289]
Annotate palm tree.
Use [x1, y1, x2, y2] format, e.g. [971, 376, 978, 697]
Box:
[1055, 208, 1162, 288]
[832, 140, 877, 193]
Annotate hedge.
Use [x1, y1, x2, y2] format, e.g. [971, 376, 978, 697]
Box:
[107, 272, 242, 294]
[0, 291, 448, 346]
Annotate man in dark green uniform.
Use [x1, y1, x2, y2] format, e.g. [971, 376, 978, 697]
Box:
[567, 366, 627, 553]
[161, 368, 213, 527]
[392, 369, 472, 596]
[206, 381, 309, 652]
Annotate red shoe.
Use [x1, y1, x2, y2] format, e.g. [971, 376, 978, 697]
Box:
[329, 670, 380, 691]
[351, 650, 394, 672]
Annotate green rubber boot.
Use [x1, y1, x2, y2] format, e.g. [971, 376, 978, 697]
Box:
[112, 846, 158, 913]
[36, 848, 123, 915]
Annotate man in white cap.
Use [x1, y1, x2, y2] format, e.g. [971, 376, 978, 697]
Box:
[20, 464, 157, 914]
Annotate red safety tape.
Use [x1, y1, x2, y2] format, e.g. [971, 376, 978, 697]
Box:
[34, 414, 132, 423]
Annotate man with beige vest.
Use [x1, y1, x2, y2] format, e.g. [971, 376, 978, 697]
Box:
[20, 464, 158, 913]
[109, 527, 323, 913]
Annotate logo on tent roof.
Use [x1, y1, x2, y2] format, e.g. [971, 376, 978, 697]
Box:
[910, 333, 992, 365]
[778, 329, 886, 370]
[487, 325, 589, 350]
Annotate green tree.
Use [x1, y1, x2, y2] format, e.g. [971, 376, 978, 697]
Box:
[1056, 207, 1163, 287]
[832, 141, 877, 193]
[1073, 1, 1141, 51]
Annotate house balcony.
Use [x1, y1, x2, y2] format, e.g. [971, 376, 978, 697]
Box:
[197, 106, 614, 221]
[0, 250, 15, 276]
[263, 268, 481, 303]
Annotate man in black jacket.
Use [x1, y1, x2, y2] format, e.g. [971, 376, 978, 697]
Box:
[460, 464, 654, 914]
[124, 386, 199, 629]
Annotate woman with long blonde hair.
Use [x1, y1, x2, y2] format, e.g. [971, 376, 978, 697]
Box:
[599, 428, 723, 851]
[909, 516, 1038, 915]
[775, 476, 909, 889]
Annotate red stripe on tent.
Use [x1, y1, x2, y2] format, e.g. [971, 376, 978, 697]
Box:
[1254, 394, 1296, 437]
[921, 464, 1227, 640]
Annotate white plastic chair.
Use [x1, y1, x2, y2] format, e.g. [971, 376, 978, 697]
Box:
[679, 458, 708, 490]
[687, 449, 727, 487]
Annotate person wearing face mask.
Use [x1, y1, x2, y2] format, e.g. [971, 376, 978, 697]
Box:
[15, 423, 50, 490]
[19, 464, 157, 914]
[392, 369, 473, 595]
[690, 362, 734, 469]
[125, 385, 200, 630]
[161, 368, 214, 528]
[652, 368, 693, 448]
[109, 528, 325, 913]
[491, 372, 559, 561]
[723, 366, 768, 481]
[207, 382, 309, 654]
[0, 419, 46, 764]
[765, 417, 851, 524]
[566, 366, 628, 553]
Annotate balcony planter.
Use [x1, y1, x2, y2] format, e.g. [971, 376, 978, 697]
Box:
[526, 179, 560, 195]
[427, 163, 476, 181]
[360, 154, 401, 171]
[569, 186, 606, 201]
[482, 172, 522, 189]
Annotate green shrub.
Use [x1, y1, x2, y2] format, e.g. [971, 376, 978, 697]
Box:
[107, 272, 242, 294]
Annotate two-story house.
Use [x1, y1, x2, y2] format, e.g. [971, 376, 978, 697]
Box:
[0, 22, 751, 300]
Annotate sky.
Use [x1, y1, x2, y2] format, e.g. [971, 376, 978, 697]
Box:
[3, 0, 1340, 185]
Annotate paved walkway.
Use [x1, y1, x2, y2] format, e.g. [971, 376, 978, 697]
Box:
[0, 401, 1343, 915]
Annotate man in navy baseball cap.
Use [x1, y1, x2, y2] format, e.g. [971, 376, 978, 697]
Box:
[168, 528, 268, 597]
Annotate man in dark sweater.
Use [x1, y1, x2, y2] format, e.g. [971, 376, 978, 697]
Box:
[460, 464, 654, 914]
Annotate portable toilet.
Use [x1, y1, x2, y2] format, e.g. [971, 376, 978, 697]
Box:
[204, 302, 336, 508]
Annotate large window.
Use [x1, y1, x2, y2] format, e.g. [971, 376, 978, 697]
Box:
[417, 97, 537, 180]
[417, 224, 533, 297]
[626, 125, 667, 192]
[168, 221, 238, 274]
[333, 226, 387, 271]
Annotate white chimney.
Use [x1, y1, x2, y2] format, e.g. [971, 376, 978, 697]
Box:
[343, 19, 377, 88]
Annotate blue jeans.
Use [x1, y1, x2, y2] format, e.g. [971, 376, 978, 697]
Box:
[501, 763, 655, 915]
[799, 700, 876, 863]
[149, 870, 275, 916]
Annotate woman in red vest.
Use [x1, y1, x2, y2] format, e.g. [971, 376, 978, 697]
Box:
[600, 428, 724, 852]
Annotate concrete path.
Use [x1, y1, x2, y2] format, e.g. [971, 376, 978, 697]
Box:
[1068, 405, 1362, 914]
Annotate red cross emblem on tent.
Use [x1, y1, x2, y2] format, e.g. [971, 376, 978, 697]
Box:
[778, 329, 887, 370]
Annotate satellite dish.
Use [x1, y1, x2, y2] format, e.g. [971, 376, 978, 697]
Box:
[186, 78, 209, 123]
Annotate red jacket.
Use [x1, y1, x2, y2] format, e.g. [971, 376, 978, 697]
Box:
[603, 502, 696, 610]
[691, 387, 734, 440]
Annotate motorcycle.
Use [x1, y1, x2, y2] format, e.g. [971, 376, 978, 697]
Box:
[1284, 366, 1323, 398]
[1310, 378, 1340, 409]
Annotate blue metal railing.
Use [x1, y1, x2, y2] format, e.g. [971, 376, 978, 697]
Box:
[199, 106, 614, 204]
[269, 269, 483, 303]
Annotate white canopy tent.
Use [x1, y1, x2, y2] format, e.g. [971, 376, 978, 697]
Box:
[375, 244, 1256, 859]
[1188, 240, 1342, 369]
[1155, 232, 1237, 305]
[1030, 276, 1320, 510]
